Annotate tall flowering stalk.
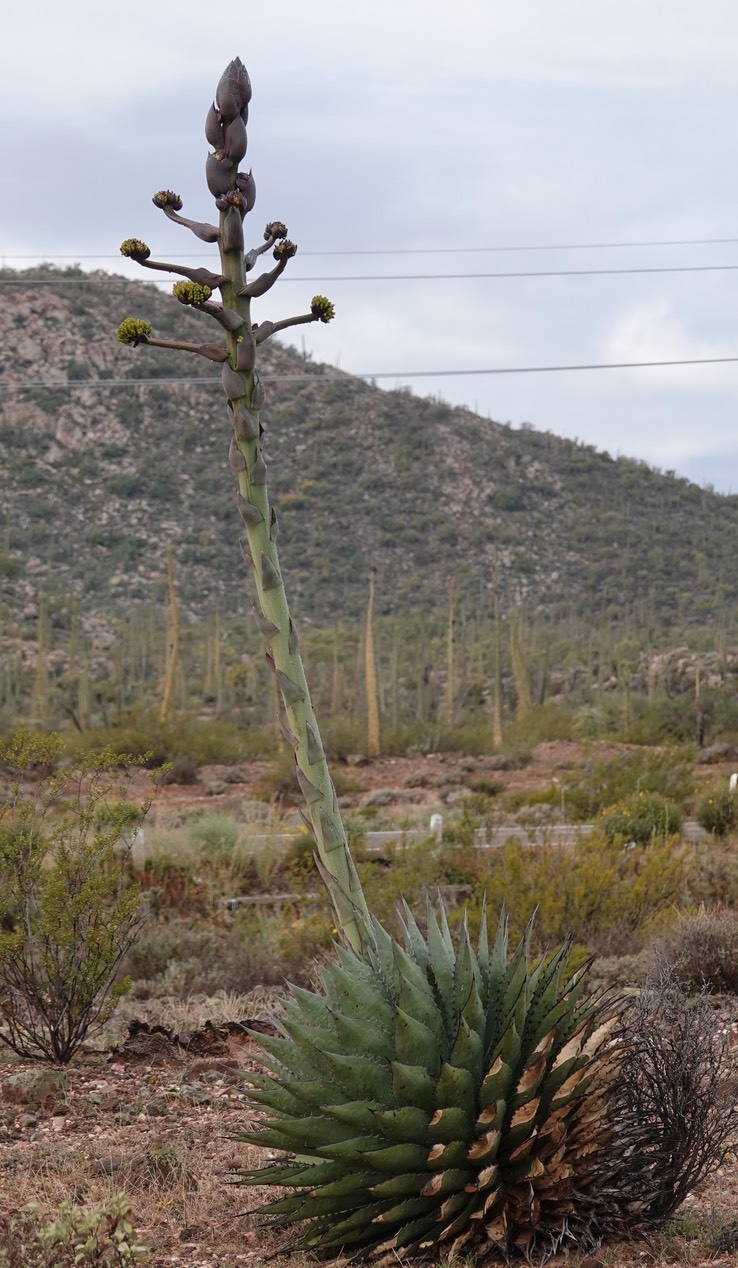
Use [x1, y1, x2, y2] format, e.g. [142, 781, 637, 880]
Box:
[117, 58, 369, 954]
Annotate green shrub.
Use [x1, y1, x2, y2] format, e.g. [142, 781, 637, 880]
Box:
[696, 782, 737, 838]
[599, 792, 682, 844]
[0, 1195, 146, 1266]
[563, 747, 694, 821]
[459, 830, 688, 956]
[0, 731, 151, 1063]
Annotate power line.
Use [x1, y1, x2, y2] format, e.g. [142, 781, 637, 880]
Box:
[5, 235, 738, 259]
[4, 354, 738, 392]
[6, 262, 738, 285]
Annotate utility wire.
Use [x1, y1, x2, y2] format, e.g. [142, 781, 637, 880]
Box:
[5, 354, 738, 391]
[6, 235, 738, 259]
[6, 262, 738, 284]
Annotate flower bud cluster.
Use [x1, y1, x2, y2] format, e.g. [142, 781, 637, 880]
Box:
[116, 318, 152, 345]
[310, 295, 336, 323]
[120, 238, 151, 262]
[172, 280, 212, 306]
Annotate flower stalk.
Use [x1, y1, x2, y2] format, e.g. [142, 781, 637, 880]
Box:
[117, 58, 369, 954]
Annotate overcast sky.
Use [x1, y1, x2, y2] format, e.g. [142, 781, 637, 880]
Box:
[4, 1, 738, 490]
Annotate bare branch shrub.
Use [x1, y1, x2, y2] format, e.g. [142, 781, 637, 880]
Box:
[602, 962, 738, 1227]
[0, 730, 153, 1063]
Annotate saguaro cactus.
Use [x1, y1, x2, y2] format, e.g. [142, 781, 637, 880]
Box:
[117, 58, 369, 954]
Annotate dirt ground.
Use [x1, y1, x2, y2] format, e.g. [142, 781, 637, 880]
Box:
[3, 1008, 738, 1268]
[3, 741, 738, 1266]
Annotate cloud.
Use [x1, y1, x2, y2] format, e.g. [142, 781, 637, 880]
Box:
[601, 301, 738, 389]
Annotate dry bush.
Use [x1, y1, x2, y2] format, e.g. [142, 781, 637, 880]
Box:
[657, 908, 738, 994]
[603, 963, 738, 1226]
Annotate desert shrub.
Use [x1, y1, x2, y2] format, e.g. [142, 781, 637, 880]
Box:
[563, 747, 695, 821]
[598, 792, 682, 844]
[466, 775, 504, 797]
[690, 843, 738, 908]
[658, 909, 738, 994]
[624, 694, 695, 745]
[254, 756, 360, 804]
[0, 1195, 146, 1266]
[605, 965, 738, 1223]
[126, 903, 335, 996]
[79, 713, 271, 767]
[159, 756, 199, 785]
[696, 780, 737, 837]
[0, 731, 151, 1063]
[460, 829, 688, 955]
[501, 701, 578, 746]
[187, 811, 239, 854]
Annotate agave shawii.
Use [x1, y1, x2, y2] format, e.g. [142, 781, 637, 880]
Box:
[236, 906, 619, 1262]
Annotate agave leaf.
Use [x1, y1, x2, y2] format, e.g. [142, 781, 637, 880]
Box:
[454, 921, 481, 1015]
[258, 1113, 356, 1149]
[396, 972, 445, 1044]
[233, 1159, 337, 1186]
[391, 1060, 437, 1113]
[370, 1172, 432, 1198]
[426, 906, 456, 1028]
[316, 1171, 381, 1198]
[421, 1167, 473, 1197]
[302, 1202, 390, 1247]
[249, 1031, 326, 1081]
[399, 900, 431, 970]
[373, 1105, 431, 1145]
[285, 1079, 350, 1110]
[244, 1082, 309, 1116]
[316, 1134, 385, 1161]
[487, 1016, 522, 1078]
[373, 1195, 438, 1225]
[511, 1051, 548, 1108]
[280, 1016, 338, 1060]
[426, 1139, 470, 1169]
[322, 1050, 393, 1102]
[429, 1105, 472, 1144]
[449, 1013, 484, 1083]
[394, 1006, 442, 1074]
[383, 1209, 447, 1252]
[284, 983, 337, 1028]
[436, 1060, 477, 1122]
[436, 1193, 479, 1242]
[362, 1141, 431, 1172]
[326, 1100, 384, 1134]
[479, 1055, 515, 1109]
[461, 976, 486, 1046]
[262, 1190, 366, 1219]
[392, 939, 439, 1008]
[371, 914, 400, 980]
[332, 1008, 393, 1062]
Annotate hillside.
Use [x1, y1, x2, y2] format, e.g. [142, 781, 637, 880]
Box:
[2, 265, 738, 635]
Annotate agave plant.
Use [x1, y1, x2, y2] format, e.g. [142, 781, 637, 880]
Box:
[237, 906, 618, 1261]
[116, 56, 738, 1264]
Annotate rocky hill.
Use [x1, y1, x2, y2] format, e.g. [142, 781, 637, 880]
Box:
[2, 265, 737, 636]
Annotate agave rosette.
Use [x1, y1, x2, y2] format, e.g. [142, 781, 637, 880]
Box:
[236, 907, 619, 1260]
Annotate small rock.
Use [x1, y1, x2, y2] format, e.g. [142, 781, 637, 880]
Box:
[50, 1115, 66, 1132]
[2, 1070, 66, 1108]
[205, 780, 226, 796]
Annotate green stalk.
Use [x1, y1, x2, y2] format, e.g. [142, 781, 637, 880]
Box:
[117, 58, 370, 954]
